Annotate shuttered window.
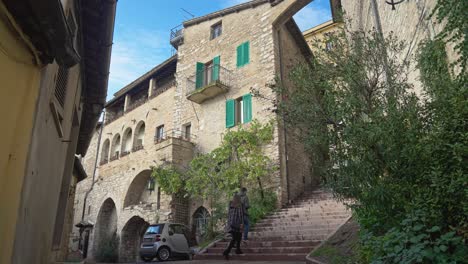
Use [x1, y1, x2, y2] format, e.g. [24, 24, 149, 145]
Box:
[55, 67, 69, 108]
[226, 99, 235, 128]
[242, 93, 252, 123]
[195, 62, 204, 89]
[236, 41, 250, 68]
[212, 56, 220, 81]
[226, 93, 252, 128]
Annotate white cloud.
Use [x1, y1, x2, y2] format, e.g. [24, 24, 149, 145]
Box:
[293, 5, 332, 32]
[107, 27, 172, 99]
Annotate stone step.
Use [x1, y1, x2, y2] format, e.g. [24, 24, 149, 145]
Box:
[249, 233, 329, 241]
[212, 240, 320, 248]
[254, 219, 346, 228]
[263, 212, 350, 220]
[251, 223, 341, 232]
[277, 208, 348, 214]
[283, 202, 347, 208]
[206, 246, 312, 254]
[195, 253, 307, 261]
[250, 228, 331, 238]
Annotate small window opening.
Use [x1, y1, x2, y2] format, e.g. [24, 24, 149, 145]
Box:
[210, 22, 222, 40]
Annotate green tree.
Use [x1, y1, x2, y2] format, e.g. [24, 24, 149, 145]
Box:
[272, 26, 467, 262]
[151, 120, 278, 234]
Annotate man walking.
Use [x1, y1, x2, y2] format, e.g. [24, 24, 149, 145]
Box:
[239, 187, 250, 240]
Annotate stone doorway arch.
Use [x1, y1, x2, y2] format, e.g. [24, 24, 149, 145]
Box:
[119, 216, 149, 262]
[93, 198, 118, 261]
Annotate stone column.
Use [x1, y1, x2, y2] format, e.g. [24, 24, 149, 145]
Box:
[124, 94, 131, 112]
[148, 77, 156, 98]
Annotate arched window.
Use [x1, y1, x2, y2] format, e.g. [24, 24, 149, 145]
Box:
[110, 134, 121, 160]
[192, 206, 210, 243]
[133, 122, 145, 151]
[121, 128, 132, 156]
[100, 139, 110, 164]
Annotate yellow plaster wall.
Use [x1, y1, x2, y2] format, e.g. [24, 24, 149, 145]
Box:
[0, 7, 40, 264]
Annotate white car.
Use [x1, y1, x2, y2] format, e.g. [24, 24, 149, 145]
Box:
[139, 223, 193, 262]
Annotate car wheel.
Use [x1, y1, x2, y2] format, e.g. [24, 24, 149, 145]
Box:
[141, 256, 153, 262]
[156, 247, 171, 261]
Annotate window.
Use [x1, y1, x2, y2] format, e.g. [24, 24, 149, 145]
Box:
[156, 125, 165, 141]
[195, 56, 220, 89]
[236, 41, 250, 68]
[183, 123, 191, 140]
[210, 22, 222, 40]
[226, 93, 252, 128]
[325, 41, 334, 51]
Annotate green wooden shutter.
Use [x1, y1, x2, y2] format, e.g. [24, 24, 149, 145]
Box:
[243, 41, 250, 65]
[226, 99, 235, 128]
[195, 62, 204, 89]
[212, 55, 220, 81]
[236, 44, 242, 68]
[242, 93, 252, 123]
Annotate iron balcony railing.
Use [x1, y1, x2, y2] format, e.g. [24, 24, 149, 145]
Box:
[186, 64, 234, 96]
[170, 24, 184, 48]
[154, 129, 198, 144]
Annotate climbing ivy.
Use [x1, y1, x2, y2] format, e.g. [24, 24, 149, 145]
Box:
[431, 0, 468, 76]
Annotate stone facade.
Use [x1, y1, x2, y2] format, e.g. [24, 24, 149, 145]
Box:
[341, 0, 450, 95]
[73, 0, 318, 261]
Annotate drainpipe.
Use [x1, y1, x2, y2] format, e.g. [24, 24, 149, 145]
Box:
[276, 29, 291, 203]
[81, 110, 106, 221]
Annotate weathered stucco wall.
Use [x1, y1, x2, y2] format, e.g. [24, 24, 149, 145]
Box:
[0, 6, 41, 264]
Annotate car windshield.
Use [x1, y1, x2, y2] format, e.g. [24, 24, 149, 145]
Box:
[145, 224, 164, 234]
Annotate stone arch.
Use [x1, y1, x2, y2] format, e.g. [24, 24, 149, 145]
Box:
[110, 133, 121, 158]
[272, 0, 313, 27]
[123, 170, 157, 208]
[93, 198, 118, 260]
[121, 127, 133, 154]
[133, 121, 145, 148]
[119, 216, 149, 262]
[100, 139, 110, 163]
[192, 206, 210, 243]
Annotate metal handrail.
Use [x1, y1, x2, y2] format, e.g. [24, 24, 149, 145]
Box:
[186, 64, 234, 96]
[154, 129, 198, 143]
[170, 24, 183, 41]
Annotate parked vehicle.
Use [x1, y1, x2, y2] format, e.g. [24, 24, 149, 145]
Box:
[139, 223, 193, 262]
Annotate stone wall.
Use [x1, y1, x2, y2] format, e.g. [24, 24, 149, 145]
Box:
[276, 21, 313, 202]
[175, 0, 313, 205]
[342, 0, 449, 95]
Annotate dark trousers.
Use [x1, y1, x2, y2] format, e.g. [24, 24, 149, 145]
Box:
[224, 231, 242, 255]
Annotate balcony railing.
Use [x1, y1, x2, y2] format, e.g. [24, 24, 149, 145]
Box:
[170, 24, 184, 49]
[154, 129, 197, 144]
[186, 65, 233, 104]
[109, 153, 119, 161]
[99, 158, 108, 166]
[120, 150, 130, 157]
[132, 144, 144, 152]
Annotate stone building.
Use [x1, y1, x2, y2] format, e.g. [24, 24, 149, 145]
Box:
[341, 0, 447, 94]
[303, 20, 343, 51]
[71, 0, 350, 261]
[0, 0, 116, 263]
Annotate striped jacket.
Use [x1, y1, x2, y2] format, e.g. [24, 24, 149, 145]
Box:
[225, 202, 245, 233]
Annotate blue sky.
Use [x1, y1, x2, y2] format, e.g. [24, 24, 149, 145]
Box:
[107, 0, 332, 100]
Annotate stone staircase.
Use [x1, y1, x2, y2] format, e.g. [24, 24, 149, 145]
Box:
[195, 189, 351, 262]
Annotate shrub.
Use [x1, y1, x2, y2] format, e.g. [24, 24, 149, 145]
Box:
[94, 233, 119, 263]
[248, 189, 277, 225]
